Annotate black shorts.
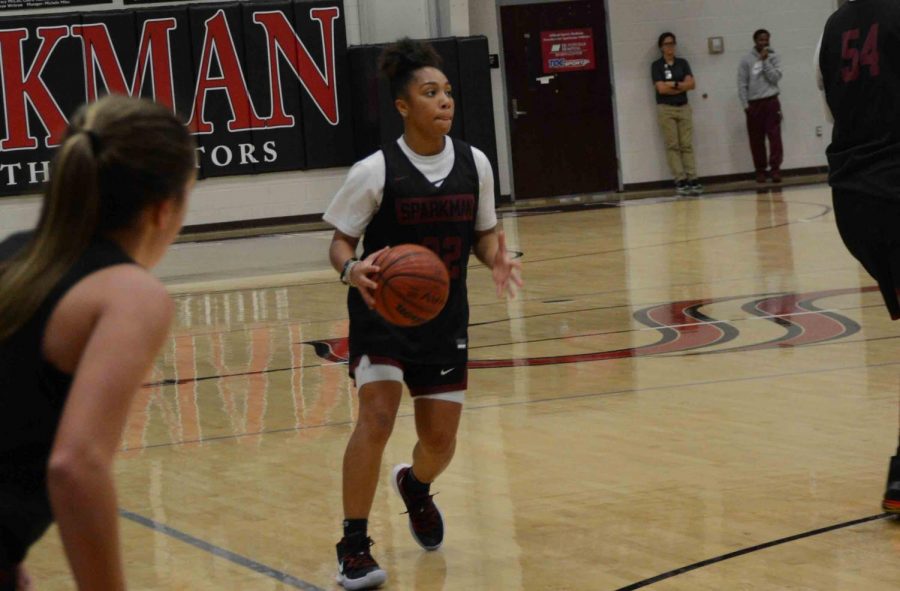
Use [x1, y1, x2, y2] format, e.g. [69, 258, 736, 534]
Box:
[0, 566, 14, 591]
[833, 190, 900, 319]
[350, 355, 468, 397]
[0, 490, 53, 572]
[0, 526, 19, 591]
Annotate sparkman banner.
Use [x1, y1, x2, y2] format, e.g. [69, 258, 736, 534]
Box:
[0, 0, 498, 199]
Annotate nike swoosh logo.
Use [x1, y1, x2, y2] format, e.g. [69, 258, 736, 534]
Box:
[440, 368, 454, 376]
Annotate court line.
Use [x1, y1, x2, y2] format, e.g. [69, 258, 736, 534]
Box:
[635, 308, 843, 331]
[118, 509, 327, 591]
[130, 357, 900, 451]
[509, 199, 832, 265]
[150, 289, 881, 386]
[143, 318, 897, 392]
[614, 513, 894, 591]
[166, 191, 829, 298]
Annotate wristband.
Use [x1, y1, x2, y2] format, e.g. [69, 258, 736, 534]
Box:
[340, 257, 359, 286]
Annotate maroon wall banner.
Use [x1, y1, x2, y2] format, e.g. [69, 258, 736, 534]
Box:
[0, 0, 351, 194]
[0, 1, 500, 202]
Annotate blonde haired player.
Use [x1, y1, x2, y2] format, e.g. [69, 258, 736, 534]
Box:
[0, 95, 196, 590]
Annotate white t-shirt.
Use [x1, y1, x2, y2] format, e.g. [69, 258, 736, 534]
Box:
[323, 136, 497, 238]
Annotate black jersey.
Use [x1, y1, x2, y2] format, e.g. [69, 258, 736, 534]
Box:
[0, 236, 134, 564]
[0, 231, 29, 262]
[348, 137, 479, 366]
[820, 0, 900, 197]
[651, 57, 693, 106]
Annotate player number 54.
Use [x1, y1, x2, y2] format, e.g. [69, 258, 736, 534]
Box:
[842, 23, 880, 82]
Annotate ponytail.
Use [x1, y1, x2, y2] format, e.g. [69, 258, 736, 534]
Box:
[378, 38, 443, 99]
[0, 95, 194, 342]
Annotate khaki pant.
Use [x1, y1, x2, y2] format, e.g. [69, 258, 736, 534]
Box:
[656, 104, 696, 181]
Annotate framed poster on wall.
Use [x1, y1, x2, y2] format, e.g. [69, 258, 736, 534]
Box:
[540, 28, 595, 73]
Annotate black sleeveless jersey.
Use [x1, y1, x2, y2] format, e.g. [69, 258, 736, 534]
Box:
[0, 235, 134, 561]
[820, 0, 900, 197]
[348, 138, 480, 365]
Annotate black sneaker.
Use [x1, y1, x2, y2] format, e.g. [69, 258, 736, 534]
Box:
[688, 179, 704, 195]
[335, 534, 387, 590]
[391, 464, 444, 550]
[883, 455, 900, 514]
[675, 180, 690, 196]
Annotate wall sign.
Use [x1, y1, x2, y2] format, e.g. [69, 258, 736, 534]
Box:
[540, 28, 595, 73]
[0, 0, 352, 194]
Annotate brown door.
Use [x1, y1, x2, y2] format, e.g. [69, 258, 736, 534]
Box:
[501, 0, 618, 199]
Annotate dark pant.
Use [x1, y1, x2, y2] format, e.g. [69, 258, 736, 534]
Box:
[832, 190, 900, 320]
[0, 570, 14, 591]
[0, 540, 14, 591]
[746, 95, 783, 172]
[0, 492, 53, 591]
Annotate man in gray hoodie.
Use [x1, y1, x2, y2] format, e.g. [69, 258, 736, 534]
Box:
[738, 29, 783, 183]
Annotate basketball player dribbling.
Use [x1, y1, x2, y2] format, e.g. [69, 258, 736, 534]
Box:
[0, 95, 196, 590]
[818, 0, 900, 514]
[322, 38, 523, 589]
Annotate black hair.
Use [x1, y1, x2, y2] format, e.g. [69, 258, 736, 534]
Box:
[753, 29, 770, 42]
[658, 32, 676, 48]
[378, 37, 443, 99]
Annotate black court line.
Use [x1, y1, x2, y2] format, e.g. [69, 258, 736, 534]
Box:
[131, 357, 900, 452]
[118, 509, 326, 591]
[523, 203, 831, 266]
[170, 192, 829, 298]
[148, 290, 888, 387]
[615, 513, 894, 591]
[496, 185, 824, 218]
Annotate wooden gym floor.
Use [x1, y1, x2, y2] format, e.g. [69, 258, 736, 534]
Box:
[24, 183, 900, 589]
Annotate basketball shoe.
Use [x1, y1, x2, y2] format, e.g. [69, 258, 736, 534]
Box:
[688, 179, 704, 195]
[335, 533, 387, 590]
[883, 455, 900, 514]
[391, 464, 444, 550]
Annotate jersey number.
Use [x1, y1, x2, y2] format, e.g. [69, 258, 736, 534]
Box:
[422, 236, 462, 280]
[842, 23, 880, 82]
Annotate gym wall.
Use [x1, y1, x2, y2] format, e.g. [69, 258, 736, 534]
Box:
[0, 0, 498, 240]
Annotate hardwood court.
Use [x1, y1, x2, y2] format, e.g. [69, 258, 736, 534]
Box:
[23, 184, 900, 590]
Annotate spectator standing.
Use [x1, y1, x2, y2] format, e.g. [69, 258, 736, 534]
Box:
[738, 29, 784, 183]
[651, 32, 703, 196]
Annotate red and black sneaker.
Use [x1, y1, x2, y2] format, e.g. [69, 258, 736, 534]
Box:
[391, 464, 445, 550]
[883, 455, 900, 514]
[335, 534, 387, 590]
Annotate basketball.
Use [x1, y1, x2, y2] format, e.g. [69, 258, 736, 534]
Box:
[372, 244, 450, 327]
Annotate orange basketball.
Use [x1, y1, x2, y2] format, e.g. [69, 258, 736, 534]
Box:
[373, 244, 450, 327]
